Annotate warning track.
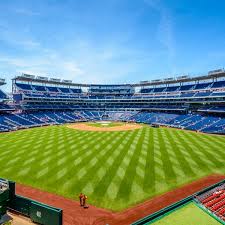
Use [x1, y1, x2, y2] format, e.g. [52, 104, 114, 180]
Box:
[16, 174, 225, 225]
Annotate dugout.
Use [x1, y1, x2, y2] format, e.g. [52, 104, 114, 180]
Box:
[151, 123, 160, 128]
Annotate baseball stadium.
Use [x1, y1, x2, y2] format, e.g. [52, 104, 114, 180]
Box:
[1, 1, 225, 225]
[0, 70, 225, 225]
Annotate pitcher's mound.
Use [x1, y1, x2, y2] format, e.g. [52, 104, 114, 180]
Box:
[67, 122, 142, 131]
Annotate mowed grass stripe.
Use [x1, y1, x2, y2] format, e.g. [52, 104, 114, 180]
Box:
[156, 129, 177, 185]
[116, 128, 146, 201]
[92, 130, 138, 205]
[72, 131, 128, 194]
[143, 128, 155, 192]
[60, 131, 111, 195]
[164, 129, 195, 177]
[32, 131, 97, 185]
[159, 131, 187, 180]
[0, 125, 225, 211]
[192, 133, 225, 159]
[184, 132, 224, 168]
[173, 130, 211, 173]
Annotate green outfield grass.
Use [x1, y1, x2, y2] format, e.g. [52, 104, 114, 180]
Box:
[150, 202, 221, 225]
[0, 124, 225, 211]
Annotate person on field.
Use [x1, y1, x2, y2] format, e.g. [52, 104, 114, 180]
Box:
[79, 193, 84, 206]
[83, 194, 88, 208]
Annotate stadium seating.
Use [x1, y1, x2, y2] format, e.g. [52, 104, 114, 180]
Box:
[202, 192, 224, 204]
[0, 73, 224, 134]
[198, 187, 225, 220]
[140, 80, 225, 94]
[0, 90, 7, 99]
[15, 83, 82, 94]
[0, 110, 225, 134]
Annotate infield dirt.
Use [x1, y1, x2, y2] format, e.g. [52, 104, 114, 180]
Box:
[67, 122, 142, 131]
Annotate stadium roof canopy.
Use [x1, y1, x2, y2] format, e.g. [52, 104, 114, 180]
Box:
[137, 69, 225, 87]
[12, 69, 225, 87]
[12, 74, 133, 87]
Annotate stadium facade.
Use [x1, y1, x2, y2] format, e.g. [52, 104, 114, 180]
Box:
[0, 69, 225, 134]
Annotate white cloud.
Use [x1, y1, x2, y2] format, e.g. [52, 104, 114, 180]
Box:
[144, 0, 176, 72]
[14, 8, 40, 16]
[0, 5, 162, 85]
[62, 62, 84, 75]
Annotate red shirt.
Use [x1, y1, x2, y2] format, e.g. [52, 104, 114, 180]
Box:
[79, 194, 83, 199]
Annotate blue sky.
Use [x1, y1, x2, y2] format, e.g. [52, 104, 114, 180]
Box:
[0, 0, 225, 91]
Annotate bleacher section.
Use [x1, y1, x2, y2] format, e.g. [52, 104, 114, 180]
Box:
[0, 110, 224, 134]
[129, 112, 225, 134]
[0, 111, 85, 131]
[129, 112, 179, 124]
[197, 183, 225, 221]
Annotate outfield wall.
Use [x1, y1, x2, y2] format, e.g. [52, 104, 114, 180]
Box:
[0, 179, 62, 225]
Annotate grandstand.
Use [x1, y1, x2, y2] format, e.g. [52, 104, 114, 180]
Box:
[0, 69, 224, 134]
[197, 183, 225, 221]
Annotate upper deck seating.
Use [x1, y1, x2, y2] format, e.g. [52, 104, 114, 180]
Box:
[140, 88, 154, 93]
[164, 86, 180, 92]
[16, 83, 33, 91]
[212, 80, 225, 88]
[46, 86, 59, 92]
[16, 82, 82, 96]
[153, 87, 166, 93]
[180, 84, 195, 91]
[33, 85, 47, 92]
[71, 88, 82, 93]
[58, 87, 71, 93]
[195, 82, 211, 90]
